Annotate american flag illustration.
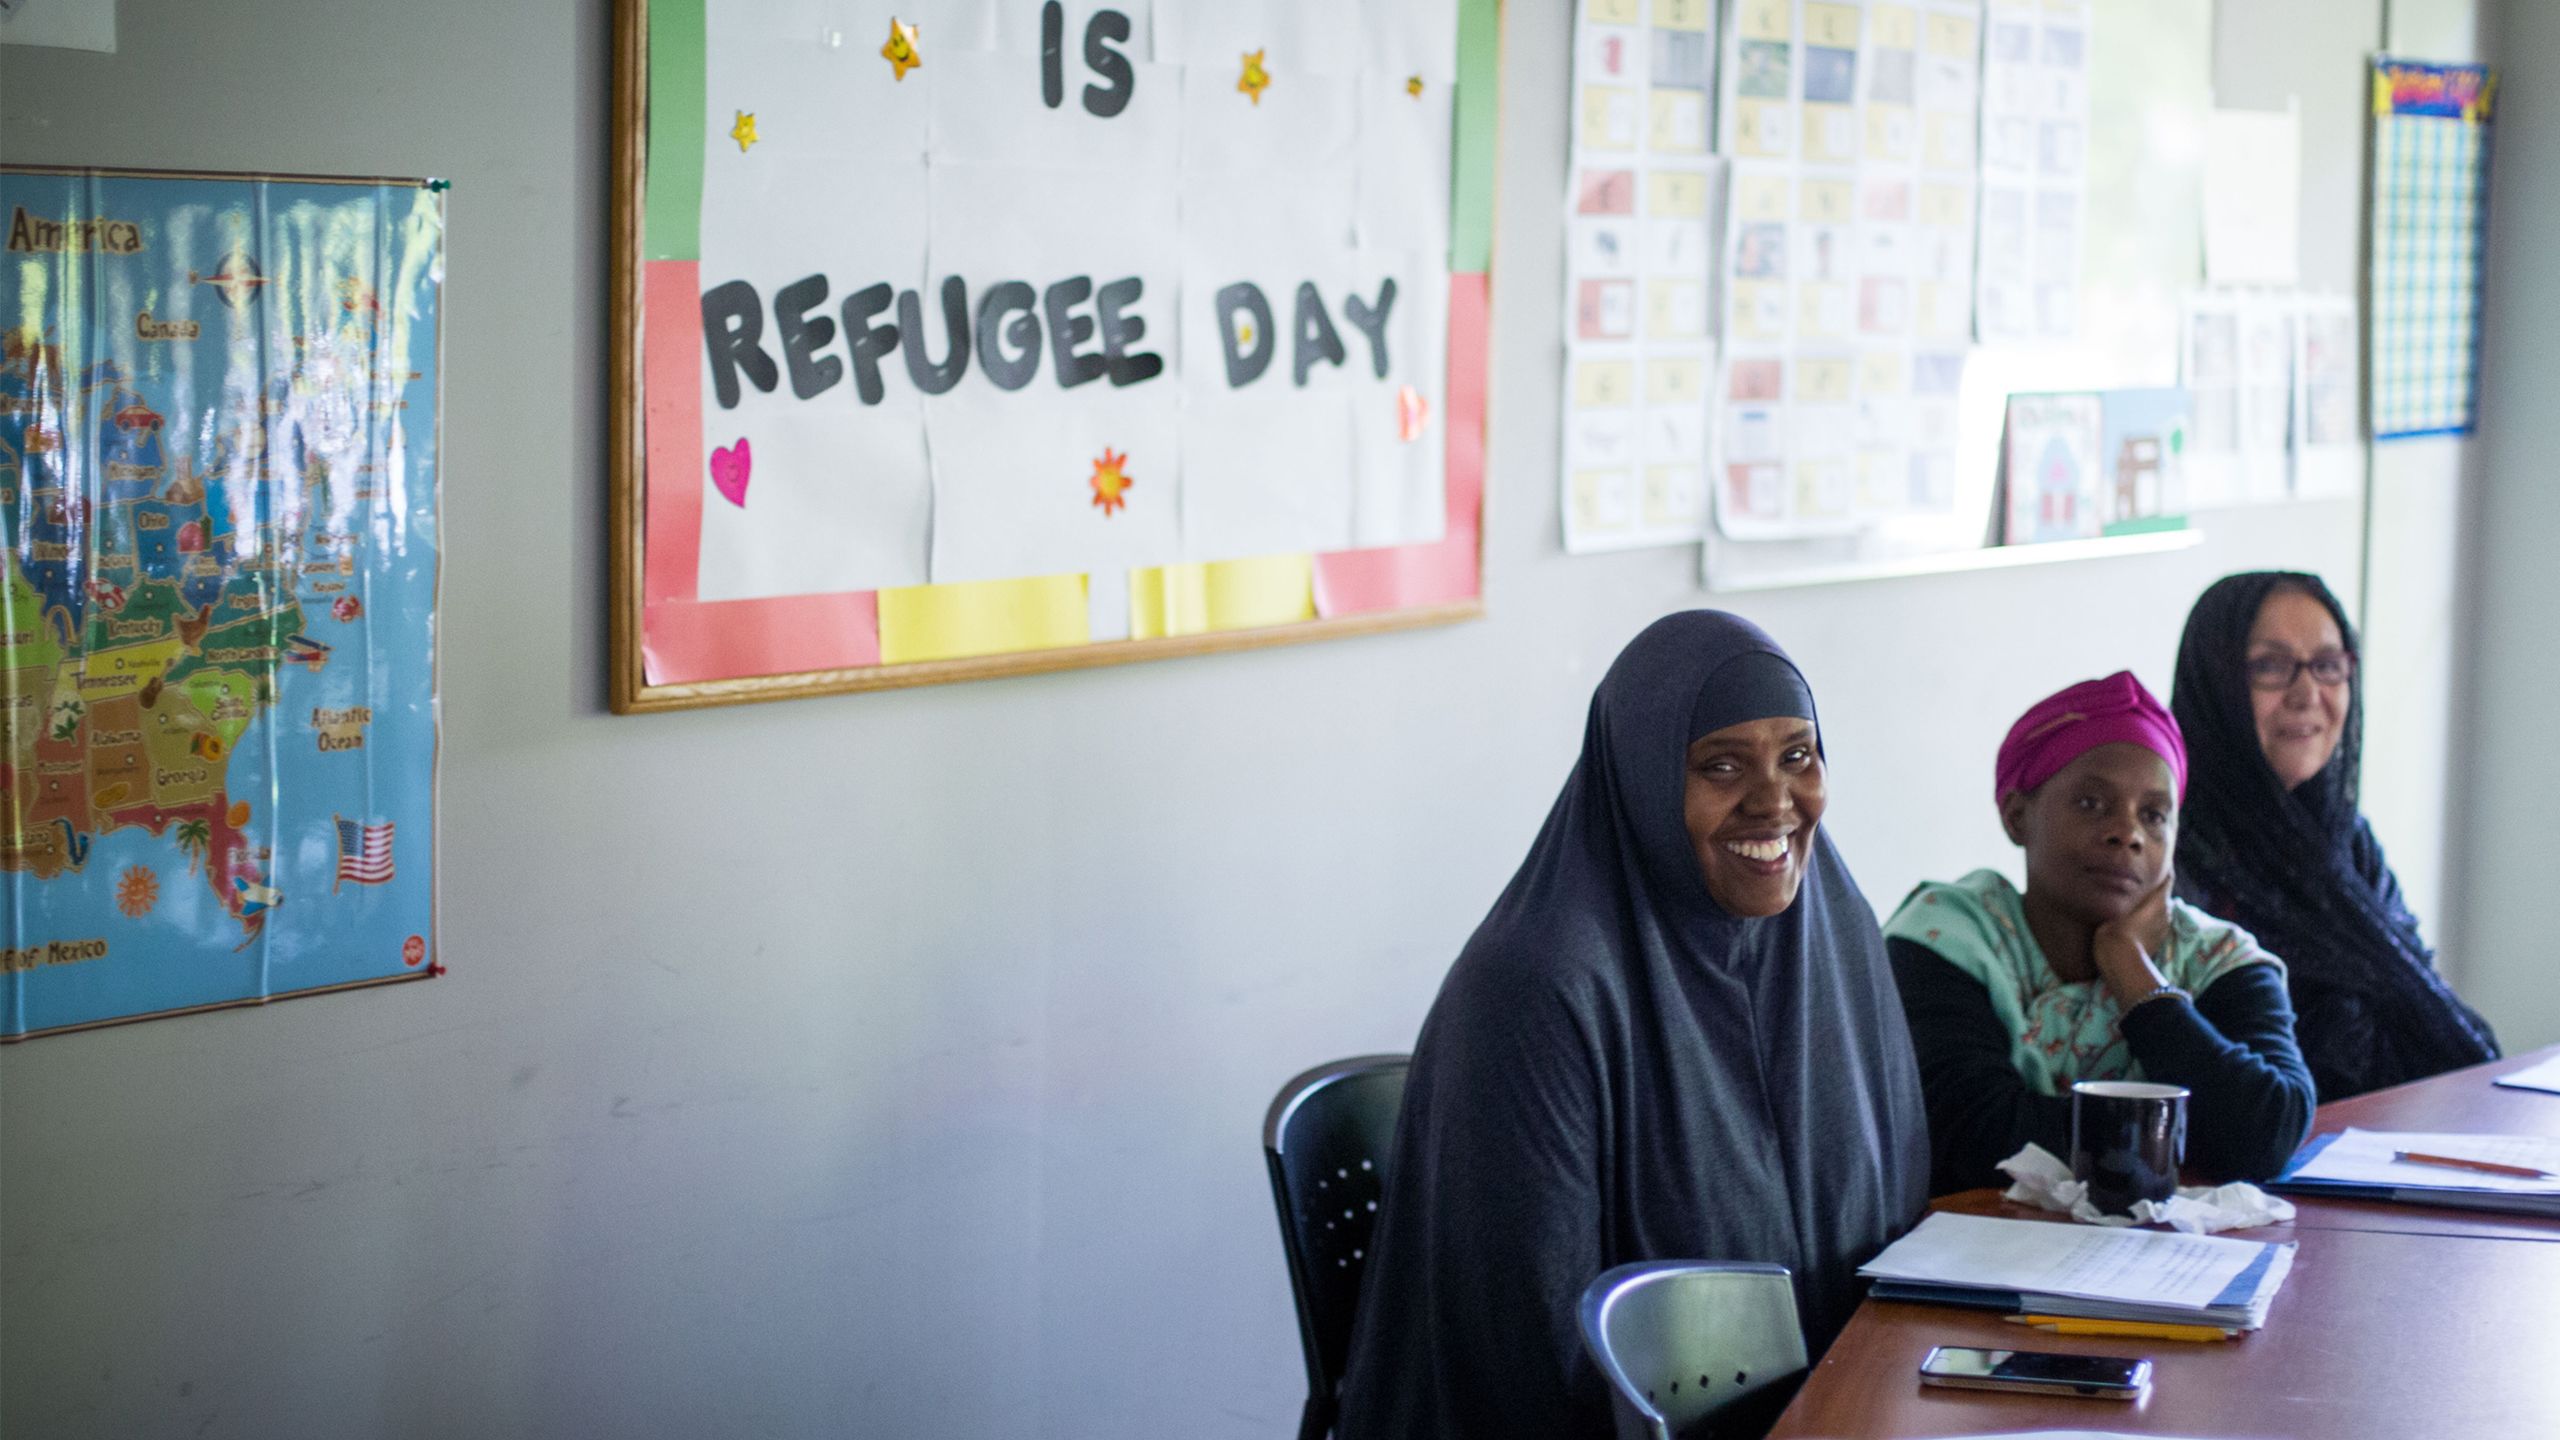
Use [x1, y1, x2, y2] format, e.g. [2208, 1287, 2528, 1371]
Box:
[335, 817, 395, 889]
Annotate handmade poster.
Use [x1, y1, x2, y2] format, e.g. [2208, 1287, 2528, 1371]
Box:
[2095, 387, 2189, 531]
[1998, 391, 2103, 544]
[623, 0, 1492, 707]
[1711, 0, 1981, 541]
[0, 168, 443, 1040]
[1974, 0, 2088, 344]
[2179, 290, 2294, 507]
[1560, 0, 1720, 553]
[2293, 293, 2360, 499]
[2369, 57, 2494, 440]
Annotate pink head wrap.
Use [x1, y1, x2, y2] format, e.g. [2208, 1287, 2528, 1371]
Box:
[1994, 671, 2187, 808]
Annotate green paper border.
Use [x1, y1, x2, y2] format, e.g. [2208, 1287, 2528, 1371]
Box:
[1451, 0, 1500, 273]
[644, 0, 705, 261]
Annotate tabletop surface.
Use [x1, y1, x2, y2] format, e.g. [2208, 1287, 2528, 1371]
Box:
[1766, 1045, 2560, 1438]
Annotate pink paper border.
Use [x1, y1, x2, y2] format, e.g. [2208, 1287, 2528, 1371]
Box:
[638, 268, 1485, 687]
[1314, 273, 1487, 616]
[641, 259, 885, 683]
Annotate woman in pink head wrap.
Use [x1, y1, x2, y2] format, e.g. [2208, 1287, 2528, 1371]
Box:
[1881, 672, 2315, 1195]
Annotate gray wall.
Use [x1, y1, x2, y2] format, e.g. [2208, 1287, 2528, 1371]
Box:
[0, 3, 2485, 1437]
[2462, 0, 2560, 1053]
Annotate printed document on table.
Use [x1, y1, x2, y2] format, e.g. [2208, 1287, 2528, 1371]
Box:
[2493, 1053, 2560, 1095]
[1858, 1212, 2267, 1309]
[2289, 1129, 2560, 1194]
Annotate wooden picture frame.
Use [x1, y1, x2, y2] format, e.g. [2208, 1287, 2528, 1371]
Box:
[608, 0, 1501, 714]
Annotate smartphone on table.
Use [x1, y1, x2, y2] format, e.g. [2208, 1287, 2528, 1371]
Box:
[1918, 1345, 2151, 1400]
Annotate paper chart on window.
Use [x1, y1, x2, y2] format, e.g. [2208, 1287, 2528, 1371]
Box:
[1560, 0, 1721, 553]
[1975, 0, 2088, 344]
[2292, 293, 2360, 499]
[2181, 290, 2308, 508]
[1711, 0, 1980, 541]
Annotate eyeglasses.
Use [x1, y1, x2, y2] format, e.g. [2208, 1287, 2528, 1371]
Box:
[2244, 651, 2355, 691]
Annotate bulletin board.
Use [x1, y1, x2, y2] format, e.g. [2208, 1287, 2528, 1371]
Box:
[1701, 0, 2214, 589]
[609, 0, 1500, 713]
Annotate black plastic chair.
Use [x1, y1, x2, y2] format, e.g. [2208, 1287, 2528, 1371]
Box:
[1263, 1054, 1410, 1440]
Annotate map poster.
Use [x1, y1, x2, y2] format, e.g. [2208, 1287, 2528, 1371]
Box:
[0, 168, 443, 1041]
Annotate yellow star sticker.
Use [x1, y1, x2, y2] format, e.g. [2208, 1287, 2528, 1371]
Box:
[1238, 49, 1271, 105]
[881, 18, 921, 80]
[1407, 75, 1426, 99]
[729, 110, 758, 153]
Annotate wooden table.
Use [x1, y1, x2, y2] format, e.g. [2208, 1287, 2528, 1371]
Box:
[1767, 1046, 2560, 1437]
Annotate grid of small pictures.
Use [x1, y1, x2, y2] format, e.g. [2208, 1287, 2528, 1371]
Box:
[1973, 0, 2088, 344]
[1560, 0, 1722, 552]
[2370, 58, 2495, 439]
[1713, 0, 1982, 539]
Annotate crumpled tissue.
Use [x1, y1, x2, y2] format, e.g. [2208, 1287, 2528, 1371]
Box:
[1997, 1143, 2297, 1234]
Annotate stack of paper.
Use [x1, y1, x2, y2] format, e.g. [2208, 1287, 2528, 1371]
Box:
[2275, 1129, 2560, 1217]
[1857, 1213, 2295, 1330]
[2492, 1054, 2560, 1095]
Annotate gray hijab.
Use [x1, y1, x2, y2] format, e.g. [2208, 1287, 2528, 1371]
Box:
[1337, 611, 1928, 1440]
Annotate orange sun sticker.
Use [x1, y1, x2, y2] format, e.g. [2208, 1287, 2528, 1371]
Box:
[1089, 448, 1135, 515]
[116, 865, 159, 918]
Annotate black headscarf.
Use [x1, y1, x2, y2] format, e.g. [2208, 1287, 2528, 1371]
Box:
[2171, 572, 2498, 1099]
[1335, 612, 1928, 1440]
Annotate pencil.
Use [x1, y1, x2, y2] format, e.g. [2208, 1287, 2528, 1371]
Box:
[2001, 1314, 2238, 1343]
[2394, 1149, 2556, 1180]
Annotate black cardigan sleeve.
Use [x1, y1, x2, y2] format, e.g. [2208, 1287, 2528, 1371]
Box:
[2115, 963, 2316, 1182]
[1889, 939, 2317, 1194]
[1888, 938, 2073, 1196]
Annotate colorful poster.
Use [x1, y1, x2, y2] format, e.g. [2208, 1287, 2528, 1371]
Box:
[2096, 387, 2189, 531]
[627, 0, 1493, 704]
[2369, 57, 2494, 440]
[1998, 391, 2102, 544]
[1712, 0, 1978, 540]
[0, 168, 443, 1040]
[1560, 0, 1720, 553]
[1974, 0, 2087, 343]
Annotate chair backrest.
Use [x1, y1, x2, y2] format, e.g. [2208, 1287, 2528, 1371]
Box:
[1263, 1055, 1410, 1421]
[1578, 1262, 1809, 1440]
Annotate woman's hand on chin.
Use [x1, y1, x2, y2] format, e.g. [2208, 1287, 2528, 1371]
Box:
[2092, 869, 2175, 1009]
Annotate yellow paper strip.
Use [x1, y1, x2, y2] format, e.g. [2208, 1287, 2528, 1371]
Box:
[1129, 555, 1316, 640]
[876, 575, 1090, 664]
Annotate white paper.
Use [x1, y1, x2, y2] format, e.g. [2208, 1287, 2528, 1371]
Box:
[2292, 292, 2360, 499]
[2204, 105, 2303, 286]
[1860, 1212, 2271, 1312]
[1348, 248, 1450, 546]
[0, 0, 113, 52]
[1560, 5, 1722, 553]
[1152, 0, 1368, 78]
[2290, 1129, 2560, 1194]
[1358, 77, 1457, 255]
[706, 9, 928, 165]
[1085, 565, 1133, 643]
[1180, 392, 1355, 558]
[1975, 0, 2087, 344]
[693, 143, 935, 598]
[930, 47, 1181, 174]
[1178, 52, 1361, 178]
[2493, 1053, 2560, 1095]
[928, 392, 1180, 582]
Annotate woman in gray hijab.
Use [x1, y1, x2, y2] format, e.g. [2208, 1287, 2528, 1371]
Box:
[1336, 611, 1928, 1439]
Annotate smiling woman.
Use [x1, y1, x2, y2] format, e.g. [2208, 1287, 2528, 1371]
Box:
[2171, 572, 2501, 1101]
[1335, 612, 1926, 1440]
[1883, 672, 2315, 1197]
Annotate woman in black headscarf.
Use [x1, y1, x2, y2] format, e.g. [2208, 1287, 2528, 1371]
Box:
[2171, 572, 2498, 1100]
[1335, 612, 1928, 1440]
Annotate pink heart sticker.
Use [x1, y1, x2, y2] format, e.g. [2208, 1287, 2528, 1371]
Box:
[710, 438, 752, 508]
